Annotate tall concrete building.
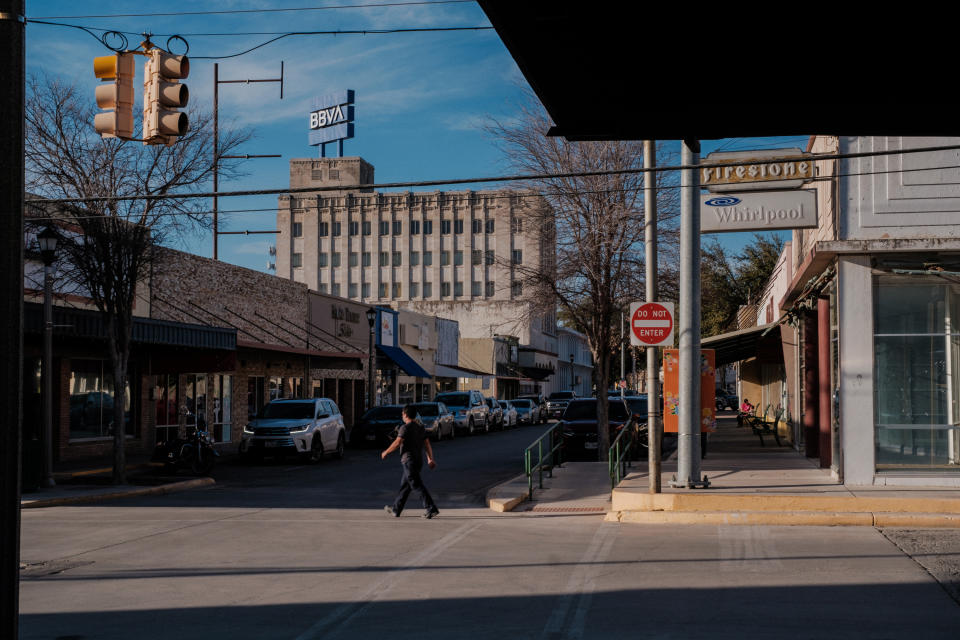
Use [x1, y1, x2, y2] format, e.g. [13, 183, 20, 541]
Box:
[275, 157, 559, 394]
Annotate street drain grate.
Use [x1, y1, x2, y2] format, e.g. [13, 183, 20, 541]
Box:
[527, 506, 607, 513]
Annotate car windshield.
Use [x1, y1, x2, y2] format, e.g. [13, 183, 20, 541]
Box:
[436, 393, 469, 407]
[362, 407, 403, 421]
[261, 401, 315, 419]
[411, 403, 438, 417]
[549, 391, 575, 400]
[512, 399, 533, 408]
[485, 398, 497, 408]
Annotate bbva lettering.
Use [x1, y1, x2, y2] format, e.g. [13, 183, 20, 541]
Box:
[310, 105, 347, 129]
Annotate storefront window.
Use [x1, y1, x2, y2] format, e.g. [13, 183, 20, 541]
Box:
[247, 376, 265, 420]
[398, 382, 415, 404]
[70, 360, 133, 441]
[212, 374, 232, 442]
[874, 278, 960, 470]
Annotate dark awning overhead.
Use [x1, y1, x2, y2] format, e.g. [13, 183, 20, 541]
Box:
[702, 323, 782, 367]
[377, 345, 432, 378]
[24, 302, 236, 350]
[520, 365, 554, 381]
[478, 2, 958, 140]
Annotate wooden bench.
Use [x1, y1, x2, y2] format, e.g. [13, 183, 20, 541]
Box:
[748, 404, 784, 447]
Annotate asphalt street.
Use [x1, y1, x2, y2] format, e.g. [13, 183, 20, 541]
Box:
[19, 422, 960, 639]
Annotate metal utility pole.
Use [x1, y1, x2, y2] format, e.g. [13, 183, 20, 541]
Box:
[644, 140, 661, 494]
[0, 3, 24, 636]
[620, 312, 626, 399]
[673, 139, 708, 489]
[213, 62, 284, 259]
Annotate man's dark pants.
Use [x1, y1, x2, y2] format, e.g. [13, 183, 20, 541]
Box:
[393, 458, 436, 515]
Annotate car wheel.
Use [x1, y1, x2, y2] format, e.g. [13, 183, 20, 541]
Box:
[333, 433, 346, 459]
[468, 418, 476, 436]
[449, 423, 455, 440]
[308, 435, 324, 463]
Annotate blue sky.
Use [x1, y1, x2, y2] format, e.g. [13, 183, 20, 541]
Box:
[25, 1, 803, 272]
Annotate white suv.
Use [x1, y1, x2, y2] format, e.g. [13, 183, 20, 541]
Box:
[240, 398, 346, 462]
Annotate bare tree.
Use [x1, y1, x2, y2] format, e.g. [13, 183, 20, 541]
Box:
[487, 97, 679, 459]
[24, 74, 250, 483]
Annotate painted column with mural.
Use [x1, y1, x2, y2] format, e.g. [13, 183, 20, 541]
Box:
[663, 349, 716, 434]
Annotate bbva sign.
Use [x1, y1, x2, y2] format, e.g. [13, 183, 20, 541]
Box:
[309, 104, 352, 130]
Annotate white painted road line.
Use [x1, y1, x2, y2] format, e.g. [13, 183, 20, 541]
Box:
[294, 520, 482, 640]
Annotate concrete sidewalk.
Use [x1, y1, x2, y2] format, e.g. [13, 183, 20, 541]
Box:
[610, 413, 960, 527]
[487, 461, 612, 514]
[21, 459, 216, 509]
[489, 413, 960, 526]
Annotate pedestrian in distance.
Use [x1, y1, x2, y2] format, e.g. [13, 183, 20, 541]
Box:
[738, 397, 754, 427]
[382, 404, 440, 519]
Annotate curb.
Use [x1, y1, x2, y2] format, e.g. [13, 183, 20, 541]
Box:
[486, 473, 530, 513]
[607, 509, 960, 528]
[21, 477, 216, 509]
[52, 462, 161, 481]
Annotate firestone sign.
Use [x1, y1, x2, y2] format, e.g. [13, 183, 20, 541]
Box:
[702, 148, 815, 193]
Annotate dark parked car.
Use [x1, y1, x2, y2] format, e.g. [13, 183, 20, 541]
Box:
[508, 398, 537, 425]
[409, 401, 455, 441]
[517, 394, 547, 423]
[559, 397, 648, 461]
[546, 390, 577, 419]
[435, 390, 490, 435]
[485, 397, 504, 430]
[716, 393, 739, 411]
[350, 405, 404, 447]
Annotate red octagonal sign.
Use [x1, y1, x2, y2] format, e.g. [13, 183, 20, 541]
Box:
[629, 301, 674, 347]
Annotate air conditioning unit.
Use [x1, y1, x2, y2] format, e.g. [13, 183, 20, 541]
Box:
[266, 261, 276, 270]
[268, 245, 277, 256]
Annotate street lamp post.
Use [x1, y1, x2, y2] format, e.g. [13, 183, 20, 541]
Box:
[37, 227, 58, 488]
[569, 353, 575, 394]
[366, 308, 376, 411]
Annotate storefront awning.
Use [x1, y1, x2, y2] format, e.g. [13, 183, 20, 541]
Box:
[702, 323, 782, 366]
[377, 345, 431, 378]
[434, 364, 488, 379]
[519, 365, 554, 381]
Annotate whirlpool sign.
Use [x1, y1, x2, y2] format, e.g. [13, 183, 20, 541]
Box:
[700, 190, 818, 233]
[308, 89, 355, 147]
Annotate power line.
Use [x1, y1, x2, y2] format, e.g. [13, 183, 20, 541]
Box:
[26, 20, 494, 58]
[28, 1, 475, 19]
[25, 156, 960, 224]
[25, 143, 960, 207]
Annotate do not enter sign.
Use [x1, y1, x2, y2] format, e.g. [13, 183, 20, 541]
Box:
[629, 301, 674, 347]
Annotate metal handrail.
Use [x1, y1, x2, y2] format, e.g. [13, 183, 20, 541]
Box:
[523, 423, 564, 500]
[608, 419, 639, 489]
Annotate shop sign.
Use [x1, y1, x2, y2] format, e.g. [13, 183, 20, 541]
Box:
[702, 148, 815, 193]
[701, 189, 817, 233]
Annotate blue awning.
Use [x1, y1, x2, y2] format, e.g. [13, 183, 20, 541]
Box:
[377, 345, 432, 378]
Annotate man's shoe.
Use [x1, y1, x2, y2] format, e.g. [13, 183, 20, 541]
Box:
[423, 508, 440, 519]
[384, 505, 399, 517]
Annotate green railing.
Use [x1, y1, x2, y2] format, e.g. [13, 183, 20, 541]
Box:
[523, 423, 564, 500]
[608, 418, 645, 489]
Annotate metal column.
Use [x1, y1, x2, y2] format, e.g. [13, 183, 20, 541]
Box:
[672, 140, 708, 488]
[0, 3, 24, 636]
[644, 140, 661, 493]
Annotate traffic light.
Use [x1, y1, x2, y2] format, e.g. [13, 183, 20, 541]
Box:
[143, 49, 189, 145]
[93, 53, 134, 139]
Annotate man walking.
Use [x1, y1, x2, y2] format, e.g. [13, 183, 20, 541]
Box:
[382, 404, 440, 518]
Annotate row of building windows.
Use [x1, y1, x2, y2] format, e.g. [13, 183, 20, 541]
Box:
[292, 217, 521, 238]
[314, 280, 522, 299]
[295, 249, 522, 269]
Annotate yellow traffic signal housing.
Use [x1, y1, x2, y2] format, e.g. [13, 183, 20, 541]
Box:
[143, 49, 190, 145]
[93, 53, 135, 138]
